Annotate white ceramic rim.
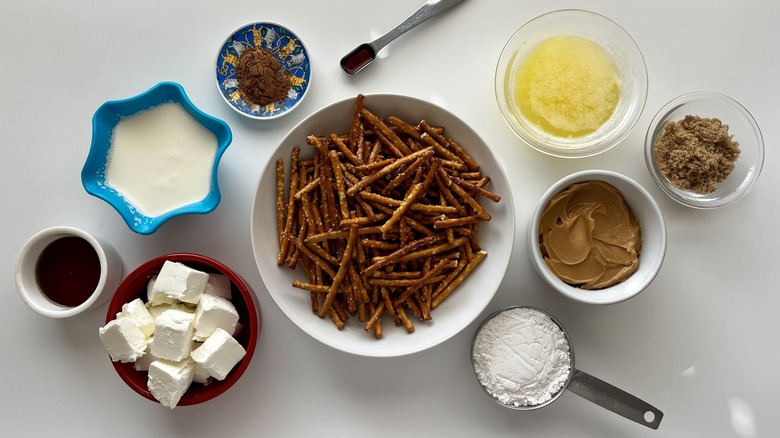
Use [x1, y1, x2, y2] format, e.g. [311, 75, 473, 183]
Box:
[15, 226, 109, 318]
[528, 170, 667, 304]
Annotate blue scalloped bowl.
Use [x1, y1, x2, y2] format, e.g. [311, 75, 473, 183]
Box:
[82, 82, 233, 235]
[215, 22, 311, 120]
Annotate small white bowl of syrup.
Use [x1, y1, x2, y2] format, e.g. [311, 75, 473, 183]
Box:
[15, 226, 122, 318]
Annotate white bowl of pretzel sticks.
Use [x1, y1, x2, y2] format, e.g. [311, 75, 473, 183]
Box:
[251, 94, 515, 357]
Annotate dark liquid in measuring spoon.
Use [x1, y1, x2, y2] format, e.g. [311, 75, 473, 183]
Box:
[341, 44, 376, 74]
[35, 236, 101, 307]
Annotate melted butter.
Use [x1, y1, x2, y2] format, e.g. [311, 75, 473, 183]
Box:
[539, 180, 641, 289]
[510, 36, 621, 138]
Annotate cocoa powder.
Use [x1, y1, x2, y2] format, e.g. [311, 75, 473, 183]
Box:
[236, 47, 291, 106]
[654, 115, 740, 194]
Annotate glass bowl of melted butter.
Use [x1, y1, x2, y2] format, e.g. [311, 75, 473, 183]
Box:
[496, 9, 648, 158]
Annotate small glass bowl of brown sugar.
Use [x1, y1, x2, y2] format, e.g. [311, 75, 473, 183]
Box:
[644, 92, 764, 208]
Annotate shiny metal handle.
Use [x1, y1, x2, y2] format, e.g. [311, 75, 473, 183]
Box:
[567, 369, 664, 429]
[370, 0, 465, 52]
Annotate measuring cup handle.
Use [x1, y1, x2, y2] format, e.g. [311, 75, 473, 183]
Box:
[568, 369, 663, 429]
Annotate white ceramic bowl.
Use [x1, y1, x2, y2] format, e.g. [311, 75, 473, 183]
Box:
[496, 9, 648, 158]
[15, 226, 122, 318]
[528, 170, 666, 304]
[250, 94, 515, 356]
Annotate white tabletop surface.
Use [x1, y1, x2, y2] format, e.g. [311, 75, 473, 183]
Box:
[3, 1, 779, 436]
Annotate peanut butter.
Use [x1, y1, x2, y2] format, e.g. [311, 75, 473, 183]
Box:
[539, 180, 641, 290]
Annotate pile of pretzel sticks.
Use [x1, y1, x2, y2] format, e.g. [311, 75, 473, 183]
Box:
[276, 95, 500, 339]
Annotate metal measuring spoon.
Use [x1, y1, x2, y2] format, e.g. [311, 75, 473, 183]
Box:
[340, 0, 466, 75]
[471, 306, 663, 429]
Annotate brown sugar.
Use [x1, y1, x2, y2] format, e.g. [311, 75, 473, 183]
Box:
[654, 115, 740, 194]
[236, 47, 291, 106]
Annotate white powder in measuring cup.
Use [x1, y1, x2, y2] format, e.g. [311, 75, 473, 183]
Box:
[472, 307, 571, 407]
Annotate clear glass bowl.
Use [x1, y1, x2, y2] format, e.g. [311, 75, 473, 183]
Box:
[496, 9, 648, 158]
[644, 91, 764, 209]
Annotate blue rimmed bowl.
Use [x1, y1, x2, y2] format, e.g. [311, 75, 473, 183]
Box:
[215, 22, 311, 120]
[81, 81, 232, 235]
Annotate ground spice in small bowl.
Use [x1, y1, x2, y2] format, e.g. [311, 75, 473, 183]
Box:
[654, 115, 740, 194]
[236, 47, 291, 106]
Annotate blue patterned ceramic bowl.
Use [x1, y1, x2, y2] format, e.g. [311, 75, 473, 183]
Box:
[216, 22, 311, 120]
[82, 82, 232, 235]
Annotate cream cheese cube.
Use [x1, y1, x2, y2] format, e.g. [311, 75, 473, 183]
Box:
[151, 309, 195, 361]
[153, 261, 209, 304]
[133, 337, 157, 372]
[205, 274, 232, 300]
[192, 363, 212, 386]
[146, 302, 194, 320]
[193, 294, 239, 342]
[119, 298, 155, 338]
[147, 359, 194, 409]
[99, 317, 147, 363]
[191, 328, 246, 381]
[146, 275, 174, 305]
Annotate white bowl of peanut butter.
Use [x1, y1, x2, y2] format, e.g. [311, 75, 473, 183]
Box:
[529, 170, 666, 304]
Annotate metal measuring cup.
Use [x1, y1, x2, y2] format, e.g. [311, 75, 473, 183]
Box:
[470, 306, 663, 429]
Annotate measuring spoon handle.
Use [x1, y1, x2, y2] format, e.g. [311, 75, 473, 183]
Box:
[567, 369, 664, 429]
[370, 0, 466, 52]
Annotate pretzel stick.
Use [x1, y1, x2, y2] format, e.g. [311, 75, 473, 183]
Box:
[294, 176, 321, 200]
[434, 215, 485, 229]
[348, 158, 396, 174]
[346, 147, 434, 196]
[329, 307, 345, 330]
[431, 250, 487, 309]
[348, 94, 364, 150]
[306, 226, 384, 243]
[387, 115, 422, 140]
[392, 259, 456, 307]
[364, 301, 385, 332]
[395, 236, 469, 263]
[288, 235, 337, 278]
[361, 108, 413, 156]
[420, 131, 461, 163]
[329, 134, 360, 165]
[329, 151, 350, 220]
[333, 299, 349, 324]
[449, 174, 501, 202]
[380, 183, 425, 235]
[437, 166, 491, 220]
[447, 138, 479, 171]
[368, 141, 381, 163]
[362, 234, 445, 278]
[396, 306, 414, 333]
[419, 120, 451, 149]
[361, 239, 400, 250]
[435, 173, 467, 216]
[368, 275, 446, 287]
[276, 160, 285, 247]
[358, 192, 456, 214]
[292, 281, 329, 293]
[277, 147, 300, 264]
[319, 226, 358, 317]
[373, 271, 423, 279]
[348, 263, 370, 303]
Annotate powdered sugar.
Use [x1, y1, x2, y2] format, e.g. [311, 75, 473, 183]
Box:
[472, 307, 571, 407]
